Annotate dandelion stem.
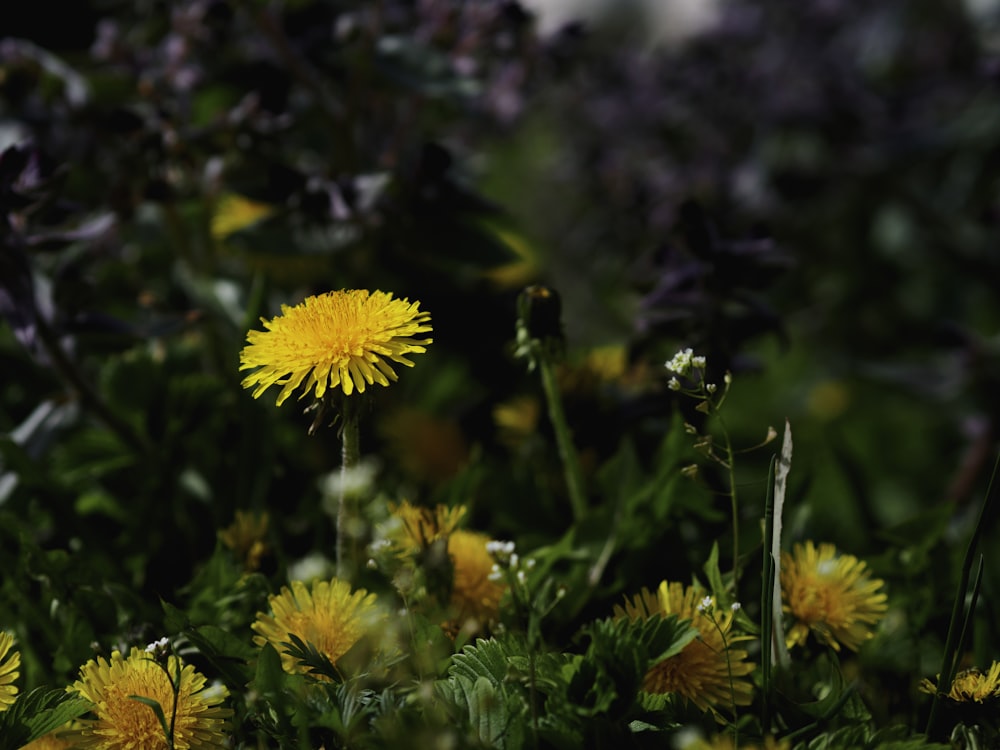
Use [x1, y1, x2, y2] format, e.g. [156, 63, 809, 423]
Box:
[537, 355, 588, 522]
[337, 399, 361, 580]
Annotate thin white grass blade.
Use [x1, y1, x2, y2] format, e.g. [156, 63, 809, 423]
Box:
[771, 419, 792, 668]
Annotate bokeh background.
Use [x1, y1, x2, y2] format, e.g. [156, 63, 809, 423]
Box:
[2, 0, 1000, 716]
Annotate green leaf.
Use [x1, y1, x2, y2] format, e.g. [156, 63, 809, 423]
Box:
[253, 642, 288, 697]
[128, 695, 172, 744]
[0, 689, 91, 750]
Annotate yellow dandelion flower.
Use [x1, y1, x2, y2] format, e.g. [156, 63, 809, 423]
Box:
[19, 725, 76, 750]
[920, 662, 1000, 703]
[69, 647, 230, 750]
[0, 632, 19, 711]
[240, 289, 432, 404]
[388, 500, 467, 553]
[681, 733, 790, 750]
[614, 582, 755, 716]
[781, 541, 888, 652]
[252, 578, 383, 678]
[210, 193, 274, 240]
[448, 529, 506, 627]
[219, 510, 270, 571]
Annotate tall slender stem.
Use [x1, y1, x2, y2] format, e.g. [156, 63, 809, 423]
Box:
[538, 355, 587, 522]
[719, 417, 740, 586]
[337, 399, 361, 580]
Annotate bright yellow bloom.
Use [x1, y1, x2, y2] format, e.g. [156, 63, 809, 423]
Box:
[210, 193, 274, 240]
[0, 632, 19, 711]
[69, 647, 230, 750]
[781, 541, 887, 652]
[252, 578, 382, 678]
[614, 582, 755, 716]
[240, 289, 432, 404]
[219, 510, 270, 571]
[920, 662, 1000, 703]
[448, 529, 505, 627]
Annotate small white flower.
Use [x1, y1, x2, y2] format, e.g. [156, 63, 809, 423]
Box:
[145, 637, 170, 654]
[691, 355, 706, 369]
[731, 601, 742, 612]
[668, 376, 681, 391]
[509, 553, 519, 569]
[696, 595, 714, 613]
[665, 348, 694, 375]
[516, 570, 527, 585]
[706, 383, 717, 394]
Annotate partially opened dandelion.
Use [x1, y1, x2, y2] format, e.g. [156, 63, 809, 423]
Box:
[920, 662, 1000, 704]
[614, 581, 755, 717]
[240, 289, 432, 578]
[68, 646, 230, 750]
[781, 541, 888, 652]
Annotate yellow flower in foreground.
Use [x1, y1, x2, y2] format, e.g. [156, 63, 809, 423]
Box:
[448, 529, 506, 627]
[240, 289, 432, 404]
[781, 541, 888, 652]
[614, 582, 755, 716]
[0, 632, 19, 711]
[69, 647, 230, 750]
[252, 578, 382, 678]
[920, 662, 1000, 703]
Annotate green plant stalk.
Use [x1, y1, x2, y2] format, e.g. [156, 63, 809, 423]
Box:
[337, 399, 361, 580]
[716, 413, 740, 585]
[537, 354, 587, 522]
[926, 451, 1000, 738]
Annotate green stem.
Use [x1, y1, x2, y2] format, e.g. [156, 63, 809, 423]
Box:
[717, 413, 740, 586]
[337, 400, 361, 580]
[537, 354, 587, 522]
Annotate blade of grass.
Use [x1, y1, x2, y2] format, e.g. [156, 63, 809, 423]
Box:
[761, 453, 777, 734]
[925, 451, 1000, 738]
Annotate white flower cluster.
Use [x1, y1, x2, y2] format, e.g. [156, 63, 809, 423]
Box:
[144, 636, 170, 654]
[696, 595, 714, 614]
[665, 348, 706, 377]
[487, 540, 534, 584]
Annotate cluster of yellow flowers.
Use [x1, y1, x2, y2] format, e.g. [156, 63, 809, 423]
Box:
[614, 542, 889, 717]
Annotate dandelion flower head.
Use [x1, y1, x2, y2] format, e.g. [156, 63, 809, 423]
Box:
[69, 646, 230, 750]
[680, 732, 790, 750]
[0, 632, 19, 711]
[920, 662, 1000, 704]
[448, 529, 506, 627]
[386, 500, 467, 554]
[781, 541, 888, 652]
[614, 581, 755, 716]
[240, 289, 432, 405]
[252, 578, 383, 678]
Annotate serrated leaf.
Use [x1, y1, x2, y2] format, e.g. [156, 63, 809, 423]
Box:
[0, 689, 92, 750]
